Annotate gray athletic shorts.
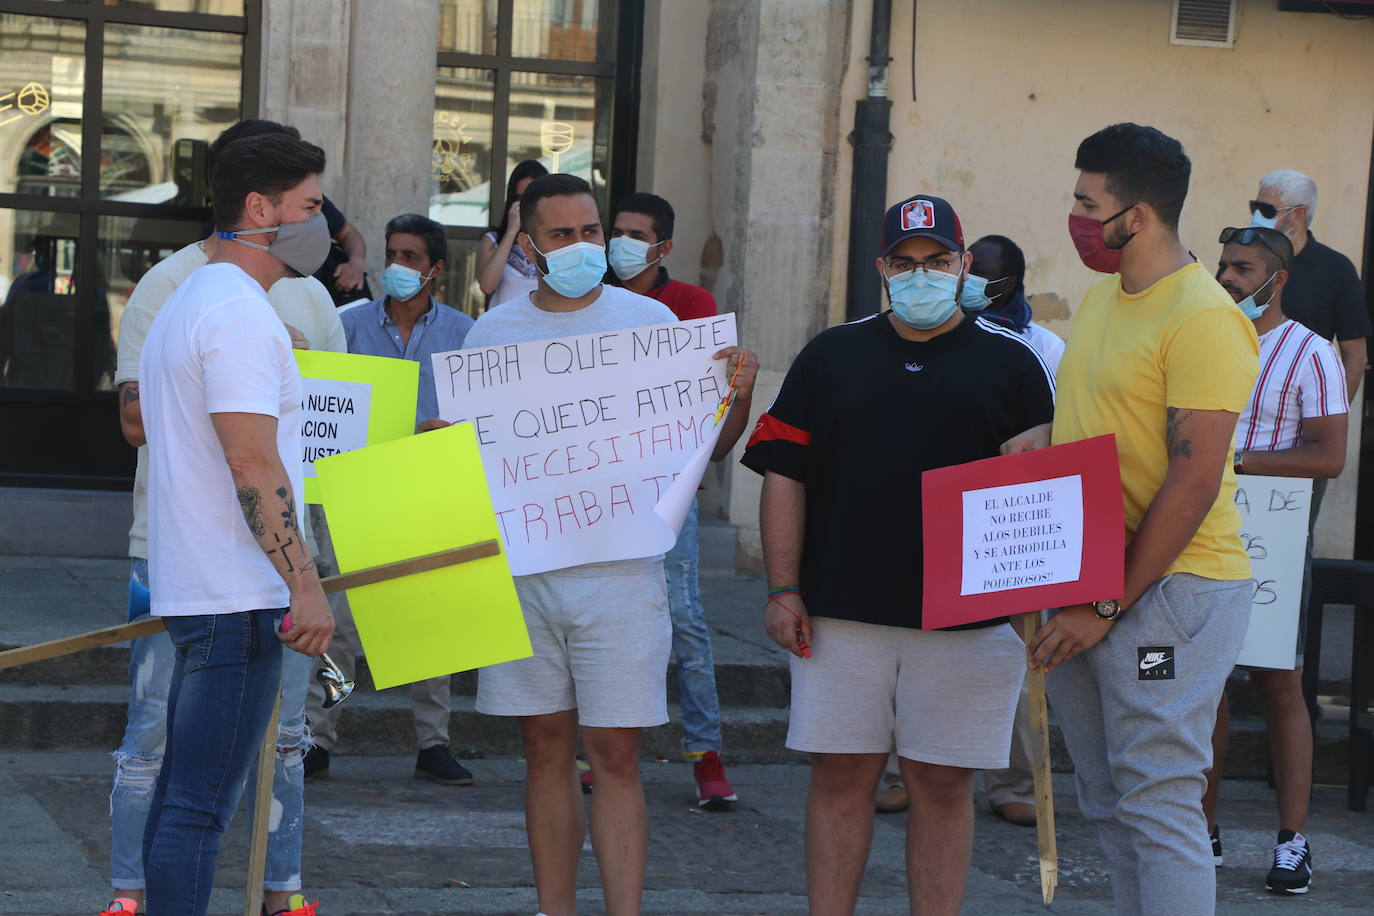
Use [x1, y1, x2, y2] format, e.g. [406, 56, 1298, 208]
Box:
[476, 558, 672, 728]
[786, 616, 1026, 769]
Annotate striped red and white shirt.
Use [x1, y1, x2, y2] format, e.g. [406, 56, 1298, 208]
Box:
[1237, 319, 1347, 453]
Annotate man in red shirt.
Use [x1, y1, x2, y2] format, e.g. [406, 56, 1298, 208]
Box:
[608, 192, 717, 320]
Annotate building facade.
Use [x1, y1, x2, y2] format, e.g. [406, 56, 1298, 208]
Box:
[2, 0, 1371, 566]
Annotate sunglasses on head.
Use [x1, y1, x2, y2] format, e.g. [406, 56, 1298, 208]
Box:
[1248, 200, 1298, 220]
[1219, 226, 1288, 267]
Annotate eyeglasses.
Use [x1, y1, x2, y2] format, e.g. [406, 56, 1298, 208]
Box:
[1248, 200, 1299, 220]
[1219, 226, 1289, 268]
[884, 252, 962, 276]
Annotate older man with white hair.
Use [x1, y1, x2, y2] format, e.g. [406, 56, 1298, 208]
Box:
[1249, 169, 1369, 400]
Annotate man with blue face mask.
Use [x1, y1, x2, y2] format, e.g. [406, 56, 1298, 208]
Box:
[1201, 225, 1346, 896]
[321, 213, 478, 788]
[742, 193, 1055, 914]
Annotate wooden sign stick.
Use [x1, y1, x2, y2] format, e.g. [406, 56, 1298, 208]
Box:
[1020, 610, 1059, 905]
[242, 691, 282, 916]
[0, 539, 501, 671]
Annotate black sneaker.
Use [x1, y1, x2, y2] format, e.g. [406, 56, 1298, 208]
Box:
[1210, 825, 1223, 866]
[303, 746, 329, 782]
[415, 745, 475, 786]
[1265, 830, 1312, 894]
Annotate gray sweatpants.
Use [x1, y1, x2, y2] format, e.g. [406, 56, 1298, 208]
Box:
[1048, 573, 1250, 916]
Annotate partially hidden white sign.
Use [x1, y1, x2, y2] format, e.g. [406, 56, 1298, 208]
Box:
[1234, 475, 1312, 670]
[960, 474, 1083, 596]
[300, 378, 372, 479]
[432, 314, 737, 575]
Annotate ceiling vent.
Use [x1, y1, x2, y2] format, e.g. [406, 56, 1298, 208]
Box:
[1171, 0, 1237, 48]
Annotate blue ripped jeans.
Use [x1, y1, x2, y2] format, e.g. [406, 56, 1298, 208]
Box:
[665, 499, 723, 756]
[110, 559, 310, 894]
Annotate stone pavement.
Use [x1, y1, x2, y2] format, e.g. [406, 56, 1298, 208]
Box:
[2, 750, 1373, 915]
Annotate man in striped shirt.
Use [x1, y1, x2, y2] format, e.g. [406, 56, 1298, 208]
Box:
[1202, 225, 1347, 896]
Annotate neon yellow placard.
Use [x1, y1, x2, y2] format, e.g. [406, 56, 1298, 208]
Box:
[313, 423, 530, 689]
[295, 350, 419, 503]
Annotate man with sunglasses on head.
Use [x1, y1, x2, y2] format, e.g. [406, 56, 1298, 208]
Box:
[1248, 170, 1368, 402]
[1200, 225, 1346, 896]
[743, 194, 1054, 914]
[1035, 123, 1259, 915]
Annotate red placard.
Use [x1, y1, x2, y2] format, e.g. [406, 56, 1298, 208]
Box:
[920, 435, 1124, 629]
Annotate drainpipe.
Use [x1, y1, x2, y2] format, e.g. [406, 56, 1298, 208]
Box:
[844, 0, 895, 321]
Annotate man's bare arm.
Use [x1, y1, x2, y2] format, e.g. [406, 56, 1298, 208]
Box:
[1238, 412, 1347, 479]
[210, 411, 333, 656]
[760, 470, 811, 656]
[117, 382, 145, 448]
[1122, 406, 1239, 610]
[710, 347, 759, 462]
[1337, 338, 1366, 404]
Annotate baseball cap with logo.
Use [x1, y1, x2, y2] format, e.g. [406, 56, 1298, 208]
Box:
[881, 194, 964, 255]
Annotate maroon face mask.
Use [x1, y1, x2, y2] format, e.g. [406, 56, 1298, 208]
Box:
[1067, 203, 1135, 274]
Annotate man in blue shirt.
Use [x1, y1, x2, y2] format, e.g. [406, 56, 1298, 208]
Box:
[304, 213, 477, 785]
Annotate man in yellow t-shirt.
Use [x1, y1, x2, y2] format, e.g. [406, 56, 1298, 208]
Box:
[1026, 123, 1259, 915]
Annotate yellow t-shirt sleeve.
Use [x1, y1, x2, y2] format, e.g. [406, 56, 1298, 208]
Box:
[1163, 307, 1258, 413]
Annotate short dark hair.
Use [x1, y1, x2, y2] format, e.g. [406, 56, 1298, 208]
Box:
[385, 213, 448, 266]
[206, 119, 300, 182]
[211, 133, 326, 231]
[612, 192, 675, 242]
[1232, 226, 1294, 275]
[1075, 123, 1191, 230]
[519, 173, 596, 234]
[970, 235, 1026, 291]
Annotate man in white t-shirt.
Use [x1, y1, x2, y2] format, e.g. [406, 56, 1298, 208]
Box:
[1202, 225, 1347, 897]
[463, 173, 750, 916]
[138, 131, 334, 916]
[105, 119, 343, 916]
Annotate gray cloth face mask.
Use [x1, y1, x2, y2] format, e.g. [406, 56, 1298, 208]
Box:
[217, 211, 331, 277]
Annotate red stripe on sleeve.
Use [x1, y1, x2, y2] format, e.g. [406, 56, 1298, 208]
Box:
[747, 412, 811, 449]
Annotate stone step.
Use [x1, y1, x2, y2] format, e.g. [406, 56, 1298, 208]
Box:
[0, 683, 1358, 783]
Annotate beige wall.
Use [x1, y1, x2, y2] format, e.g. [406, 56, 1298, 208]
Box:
[822, 0, 1374, 560]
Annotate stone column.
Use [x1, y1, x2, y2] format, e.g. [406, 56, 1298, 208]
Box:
[341, 0, 440, 283]
[702, 0, 851, 570]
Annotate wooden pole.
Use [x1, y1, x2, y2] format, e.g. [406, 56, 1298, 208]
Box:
[0, 539, 501, 671]
[243, 692, 282, 916]
[1020, 610, 1058, 905]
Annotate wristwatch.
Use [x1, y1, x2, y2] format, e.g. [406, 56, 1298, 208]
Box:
[1093, 598, 1122, 620]
[1233, 448, 1245, 475]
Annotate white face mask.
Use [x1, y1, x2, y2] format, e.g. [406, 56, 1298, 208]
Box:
[608, 236, 663, 281]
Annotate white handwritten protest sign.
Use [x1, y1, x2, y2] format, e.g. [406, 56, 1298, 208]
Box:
[961, 475, 1084, 596]
[1234, 475, 1312, 670]
[432, 314, 738, 575]
[300, 378, 371, 480]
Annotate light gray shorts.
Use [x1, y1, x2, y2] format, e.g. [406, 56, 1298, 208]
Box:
[476, 558, 672, 728]
[786, 616, 1026, 770]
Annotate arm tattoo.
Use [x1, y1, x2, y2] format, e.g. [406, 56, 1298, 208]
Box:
[1165, 407, 1194, 460]
[267, 532, 297, 571]
[237, 487, 266, 536]
[277, 486, 299, 531]
[120, 383, 139, 406]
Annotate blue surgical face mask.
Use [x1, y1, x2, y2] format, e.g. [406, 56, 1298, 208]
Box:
[381, 262, 434, 301]
[886, 268, 962, 329]
[1236, 271, 1279, 320]
[959, 274, 1007, 312]
[528, 238, 607, 298]
[1248, 210, 1278, 231]
[608, 236, 663, 281]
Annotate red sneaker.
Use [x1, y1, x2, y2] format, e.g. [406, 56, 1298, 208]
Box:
[693, 751, 738, 810]
[100, 899, 141, 916]
[579, 768, 594, 794]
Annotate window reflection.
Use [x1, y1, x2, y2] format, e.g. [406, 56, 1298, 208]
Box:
[440, 235, 485, 318]
[511, 0, 614, 62]
[0, 14, 86, 197]
[508, 72, 610, 207]
[103, 1, 247, 15]
[438, 0, 498, 55]
[431, 68, 496, 228]
[100, 22, 242, 201]
[0, 209, 82, 390]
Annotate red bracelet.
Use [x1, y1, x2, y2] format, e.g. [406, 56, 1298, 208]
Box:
[767, 594, 812, 658]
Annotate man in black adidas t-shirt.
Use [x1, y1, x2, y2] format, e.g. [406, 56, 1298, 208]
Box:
[742, 194, 1054, 913]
